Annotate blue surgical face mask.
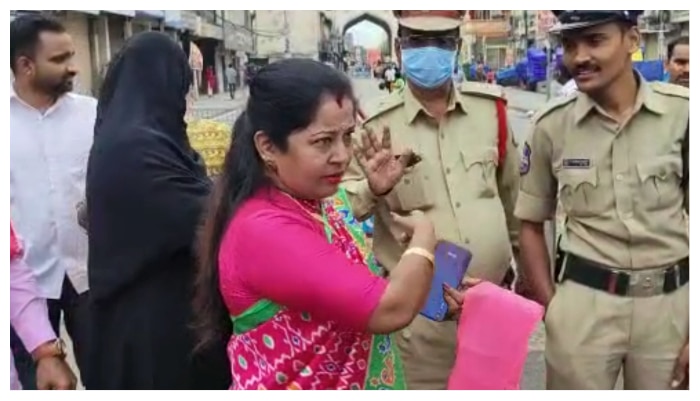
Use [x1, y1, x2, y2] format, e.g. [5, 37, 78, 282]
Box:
[401, 46, 456, 89]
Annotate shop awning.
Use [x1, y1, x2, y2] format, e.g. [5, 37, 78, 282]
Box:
[104, 10, 136, 17]
[135, 10, 165, 20]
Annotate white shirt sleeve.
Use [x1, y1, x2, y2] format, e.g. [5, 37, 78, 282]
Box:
[559, 79, 578, 97]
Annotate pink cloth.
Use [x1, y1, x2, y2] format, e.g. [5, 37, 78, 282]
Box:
[10, 257, 56, 390]
[448, 282, 544, 390]
[218, 188, 388, 331]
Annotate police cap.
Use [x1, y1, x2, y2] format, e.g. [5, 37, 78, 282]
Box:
[550, 10, 643, 33]
[393, 10, 465, 32]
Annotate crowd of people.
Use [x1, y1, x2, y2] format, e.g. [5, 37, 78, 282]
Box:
[9, 9, 690, 391]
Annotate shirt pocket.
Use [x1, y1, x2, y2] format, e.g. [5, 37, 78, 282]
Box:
[388, 164, 435, 212]
[558, 168, 600, 217]
[461, 149, 499, 199]
[636, 156, 683, 212]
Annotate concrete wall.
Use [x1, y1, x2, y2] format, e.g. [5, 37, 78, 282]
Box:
[56, 11, 94, 96]
[255, 10, 321, 59]
[225, 10, 247, 26]
[223, 10, 253, 54]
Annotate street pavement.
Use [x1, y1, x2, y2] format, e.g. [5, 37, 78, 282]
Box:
[353, 77, 548, 390]
[188, 79, 552, 145]
[189, 89, 249, 125]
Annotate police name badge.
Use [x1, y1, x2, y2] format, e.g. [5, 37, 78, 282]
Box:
[562, 158, 591, 169]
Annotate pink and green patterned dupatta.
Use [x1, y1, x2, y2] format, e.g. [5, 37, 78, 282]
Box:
[226, 189, 406, 390]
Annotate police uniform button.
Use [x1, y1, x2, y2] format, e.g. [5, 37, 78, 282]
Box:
[616, 174, 624, 181]
[445, 168, 451, 174]
[401, 329, 412, 340]
[455, 202, 461, 208]
[403, 179, 411, 185]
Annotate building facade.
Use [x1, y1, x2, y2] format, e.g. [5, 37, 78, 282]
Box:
[253, 10, 321, 61]
[462, 10, 512, 68]
[10, 10, 256, 97]
[639, 10, 689, 60]
[329, 10, 396, 61]
[223, 10, 254, 87]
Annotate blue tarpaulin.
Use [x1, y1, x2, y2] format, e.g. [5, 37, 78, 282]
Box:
[633, 60, 665, 82]
[526, 48, 547, 84]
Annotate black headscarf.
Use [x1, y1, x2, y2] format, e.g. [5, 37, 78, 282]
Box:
[87, 32, 210, 301]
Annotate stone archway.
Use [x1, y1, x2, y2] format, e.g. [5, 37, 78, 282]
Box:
[333, 10, 398, 61]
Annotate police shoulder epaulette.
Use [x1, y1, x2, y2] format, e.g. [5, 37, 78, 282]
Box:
[362, 92, 404, 125]
[532, 95, 577, 124]
[649, 81, 689, 99]
[459, 81, 506, 100]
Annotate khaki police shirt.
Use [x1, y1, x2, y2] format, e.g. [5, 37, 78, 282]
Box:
[515, 77, 689, 269]
[342, 83, 520, 284]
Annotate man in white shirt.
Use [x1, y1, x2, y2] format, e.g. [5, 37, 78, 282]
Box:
[559, 78, 578, 97]
[10, 14, 96, 386]
[555, 65, 578, 97]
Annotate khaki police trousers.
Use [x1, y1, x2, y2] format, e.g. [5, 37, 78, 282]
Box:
[396, 316, 458, 390]
[545, 280, 689, 390]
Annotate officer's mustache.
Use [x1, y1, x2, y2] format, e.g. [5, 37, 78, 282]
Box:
[573, 63, 600, 74]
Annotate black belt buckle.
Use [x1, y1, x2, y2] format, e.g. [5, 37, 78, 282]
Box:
[663, 262, 686, 293]
[563, 253, 687, 297]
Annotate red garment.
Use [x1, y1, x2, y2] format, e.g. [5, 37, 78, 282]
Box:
[205, 68, 216, 90]
[486, 71, 496, 84]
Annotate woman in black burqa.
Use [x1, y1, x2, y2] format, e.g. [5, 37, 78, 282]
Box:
[85, 32, 230, 389]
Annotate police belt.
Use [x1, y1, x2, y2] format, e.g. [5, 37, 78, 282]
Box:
[559, 253, 689, 297]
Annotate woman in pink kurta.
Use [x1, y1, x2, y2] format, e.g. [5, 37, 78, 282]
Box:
[10, 223, 76, 390]
[192, 59, 441, 390]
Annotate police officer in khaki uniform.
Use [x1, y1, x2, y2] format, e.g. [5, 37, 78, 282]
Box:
[342, 10, 521, 390]
[515, 11, 689, 390]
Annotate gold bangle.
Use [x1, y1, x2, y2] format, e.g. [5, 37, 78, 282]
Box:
[403, 247, 435, 265]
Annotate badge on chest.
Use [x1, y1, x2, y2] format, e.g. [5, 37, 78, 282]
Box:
[562, 159, 591, 169]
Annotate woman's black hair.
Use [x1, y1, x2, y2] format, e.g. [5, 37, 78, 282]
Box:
[192, 58, 357, 352]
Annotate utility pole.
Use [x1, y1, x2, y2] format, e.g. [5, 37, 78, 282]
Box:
[658, 20, 666, 61]
[283, 11, 290, 57]
[251, 12, 257, 56]
[523, 10, 529, 58]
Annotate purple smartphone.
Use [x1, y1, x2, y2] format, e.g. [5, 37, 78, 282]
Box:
[419, 241, 472, 322]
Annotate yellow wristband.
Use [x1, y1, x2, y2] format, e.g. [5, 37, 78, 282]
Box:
[403, 247, 435, 265]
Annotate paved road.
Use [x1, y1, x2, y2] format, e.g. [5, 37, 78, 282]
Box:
[352, 77, 548, 390]
[190, 90, 249, 125]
